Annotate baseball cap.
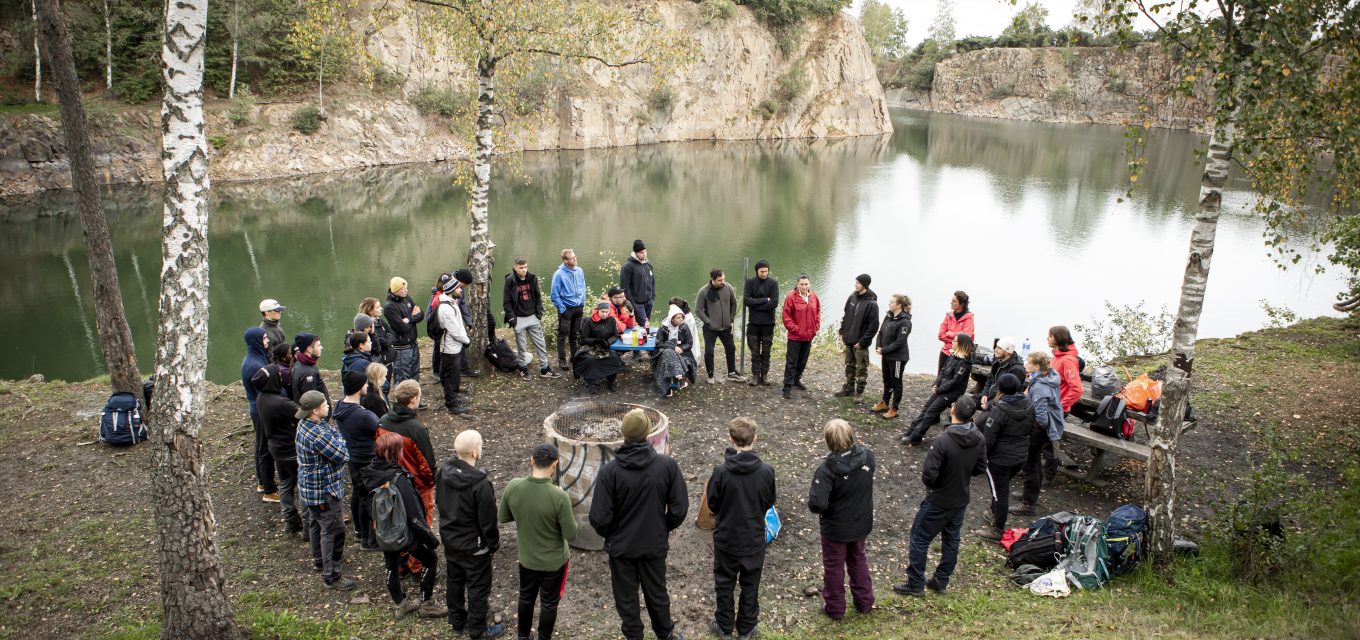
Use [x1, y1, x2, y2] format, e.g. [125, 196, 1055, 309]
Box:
[259, 299, 286, 313]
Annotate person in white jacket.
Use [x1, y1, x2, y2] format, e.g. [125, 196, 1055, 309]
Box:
[437, 277, 472, 416]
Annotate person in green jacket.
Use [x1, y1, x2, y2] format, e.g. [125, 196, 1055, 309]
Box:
[499, 443, 578, 640]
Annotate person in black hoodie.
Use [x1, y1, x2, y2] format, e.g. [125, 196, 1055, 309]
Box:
[893, 396, 987, 597]
[589, 409, 688, 640]
[436, 430, 504, 639]
[251, 364, 304, 535]
[872, 294, 912, 420]
[836, 274, 880, 399]
[573, 302, 625, 394]
[620, 240, 656, 327]
[383, 276, 425, 388]
[808, 419, 875, 620]
[334, 371, 380, 550]
[706, 418, 776, 639]
[976, 373, 1034, 541]
[290, 333, 328, 402]
[360, 433, 446, 620]
[974, 336, 1026, 411]
[903, 334, 976, 445]
[743, 260, 780, 387]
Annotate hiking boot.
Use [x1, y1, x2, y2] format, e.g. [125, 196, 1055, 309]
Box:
[416, 598, 447, 618]
[606, 380, 617, 393]
[833, 387, 854, 398]
[710, 619, 732, 638]
[417, 401, 430, 410]
[738, 628, 758, 640]
[261, 492, 280, 503]
[793, 381, 807, 390]
[394, 597, 420, 618]
[359, 540, 380, 552]
[462, 368, 482, 378]
[558, 360, 569, 371]
[449, 405, 470, 416]
[758, 374, 771, 387]
[726, 371, 744, 382]
[748, 376, 758, 387]
[1009, 503, 1037, 516]
[474, 623, 506, 639]
[926, 577, 946, 594]
[782, 387, 792, 399]
[891, 582, 924, 597]
[882, 408, 899, 420]
[325, 576, 357, 591]
[520, 368, 533, 381]
[973, 526, 1002, 542]
[870, 401, 890, 413]
[540, 368, 561, 379]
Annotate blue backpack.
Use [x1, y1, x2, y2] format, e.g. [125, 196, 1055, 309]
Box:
[1105, 504, 1148, 576]
[99, 391, 147, 446]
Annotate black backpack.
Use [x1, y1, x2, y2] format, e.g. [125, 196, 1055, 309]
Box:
[1090, 395, 1128, 438]
[426, 298, 449, 341]
[1006, 511, 1075, 570]
[485, 338, 522, 373]
[371, 480, 413, 552]
[99, 391, 147, 446]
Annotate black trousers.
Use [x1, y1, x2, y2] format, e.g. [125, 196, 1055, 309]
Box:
[703, 326, 737, 377]
[518, 562, 568, 640]
[348, 459, 373, 545]
[445, 550, 494, 635]
[713, 547, 765, 636]
[1021, 434, 1058, 506]
[906, 393, 956, 441]
[987, 461, 1024, 531]
[557, 306, 584, 364]
[384, 546, 437, 604]
[608, 554, 674, 640]
[745, 324, 774, 377]
[250, 409, 277, 493]
[881, 358, 905, 408]
[440, 350, 464, 410]
[783, 339, 812, 388]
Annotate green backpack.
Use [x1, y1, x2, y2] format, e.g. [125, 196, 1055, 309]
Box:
[1057, 515, 1111, 590]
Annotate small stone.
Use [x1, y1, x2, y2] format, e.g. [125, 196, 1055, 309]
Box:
[802, 586, 819, 597]
[349, 594, 370, 605]
[27, 374, 44, 383]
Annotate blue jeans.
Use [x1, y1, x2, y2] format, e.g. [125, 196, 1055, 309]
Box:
[906, 500, 967, 590]
[393, 346, 420, 385]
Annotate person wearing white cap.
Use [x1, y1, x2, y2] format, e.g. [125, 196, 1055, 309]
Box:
[975, 336, 1027, 411]
[259, 299, 287, 360]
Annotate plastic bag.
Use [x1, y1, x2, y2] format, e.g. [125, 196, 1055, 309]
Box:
[1028, 567, 1071, 598]
[764, 507, 782, 544]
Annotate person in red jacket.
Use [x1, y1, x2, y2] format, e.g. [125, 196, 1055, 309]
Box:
[1047, 326, 1082, 413]
[781, 273, 822, 399]
[936, 291, 974, 373]
[376, 379, 437, 575]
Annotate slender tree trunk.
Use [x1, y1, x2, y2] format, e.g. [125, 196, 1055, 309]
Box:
[103, 0, 112, 95]
[464, 55, 497, 371]
[317, 42, 325, 113]
[32, 0, 42, 102]
[228, 0, 238, 99]
[36, 0, 143, 396]
[1144, 113, 1236, 564]
[152, 0, 240, 635]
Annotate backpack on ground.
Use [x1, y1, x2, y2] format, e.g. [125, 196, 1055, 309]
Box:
[1091, 365, 1122, 399]
[1057, 515, 1111, 590]
[371, 481, 412, 552]
[1089, 395, 1129, 438]
[1007, 529, 1065, 570]
[485, 338, 522, 373]
[1105, 504, 1148, 576]
[99, 391, 147, 446]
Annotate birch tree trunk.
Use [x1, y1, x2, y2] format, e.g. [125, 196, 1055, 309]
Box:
[228, 0, 238, 99]
[103, 0, 112, 95]
[152, 0, 240, 635]
[36, 0, 144, 397]
[32, 0, 42, 102]
[464, 55, 497, 371]
[1144, 114, 1236, 563]
[317, 43, 325, 113]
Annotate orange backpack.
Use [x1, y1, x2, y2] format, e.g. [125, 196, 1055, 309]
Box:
[1117, 374, 1162, 413]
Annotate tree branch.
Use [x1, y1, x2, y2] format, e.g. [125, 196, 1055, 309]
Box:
[522, 47, 651, 68]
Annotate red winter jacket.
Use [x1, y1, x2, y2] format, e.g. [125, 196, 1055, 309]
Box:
[782, 290, 821, 342]
[1051, 345, 1082, 412]
[937, 311, 975, 355]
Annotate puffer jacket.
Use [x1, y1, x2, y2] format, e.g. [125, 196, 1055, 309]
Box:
[782, 290, 821, 342]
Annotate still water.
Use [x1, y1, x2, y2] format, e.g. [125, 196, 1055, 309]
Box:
[0, 109, 1343, 383]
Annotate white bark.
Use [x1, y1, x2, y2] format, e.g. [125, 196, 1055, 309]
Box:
[228, 0, 238, 100]
[103, 0, 112, 95]
[465, 55, 497, 370]
[1144, 112, 1236, 562]
[33, 0, 42, 103]
[152, 0, 240, 635]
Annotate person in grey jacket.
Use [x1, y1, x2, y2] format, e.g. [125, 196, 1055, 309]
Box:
[1014, 351, 1065, 516]
[872, 294, 912, 420]
[695, 268, 741, 384]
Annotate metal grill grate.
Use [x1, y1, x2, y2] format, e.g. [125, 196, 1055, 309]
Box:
[544, 399, 666, 442]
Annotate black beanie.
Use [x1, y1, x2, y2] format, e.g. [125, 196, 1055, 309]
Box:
[856, 273, 872, 288]
[755, 259, 770, 271]
[453, 269, 473, 285]
[633, 239, 646, 253]
[998, 372, 1021, 395]
[342, 370, 367, 395]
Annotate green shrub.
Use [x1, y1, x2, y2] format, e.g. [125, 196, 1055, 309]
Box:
[647, 86, 676, 113]
[775, 24, 804, 57]
[410, 86, 471, 118]
[227, 88, 256, 125]
[507, 60, 558, 116]
[291, 105, 323, 135]
[991, 83, 1015, 98]
[744, 0, 851, 27]
[208, 134, 228, 149]
[754, 98, 777, 120]
[701, 0, 736, 22]
[905, 57, 938, 91]
[1048, 84, 1072, 103]
[1073, 300, 1172, 363]
[370, 65, 405, 93]
[2, 93, 24, 107]
[774, 63, 809, 105]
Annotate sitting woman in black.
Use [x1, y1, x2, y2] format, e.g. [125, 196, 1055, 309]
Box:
[573, 301, 625, 393]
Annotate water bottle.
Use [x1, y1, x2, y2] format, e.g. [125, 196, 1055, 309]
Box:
[1022, 338, 1031, 357]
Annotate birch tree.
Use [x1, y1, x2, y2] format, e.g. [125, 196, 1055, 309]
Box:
[399, 0, 690, 369]
[150, 0, 241, 634]
[103, 0, 113, 95]
[290, 0, 361, 113]
[32, 0, 42, 102]
[229, 0, 240, 99]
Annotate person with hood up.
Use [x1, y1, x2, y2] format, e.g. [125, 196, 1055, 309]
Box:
[974, 336, 1026, 410]
[936, 291, 973, 373]
[695, 268, 741, 384]
[808, 419, 875, 620]
[836, 275, 879, 400]
[743, 260, 780, 387]
[439, 430, 505, 639]
[975, 373, 1034, 541]
[651, 305, 697, 398]
[243, 326, 278, 502]
[1013, 351, 1065, 517]
[705, 418, 776, 640]
[903, 334, 975, 445]
[359, 433, 445, 620]
[342, 331, 374, 375]
[334, 370, 380, 550]
[251, 364, 304, 534]
[377, 380, 438, 574]
[669, 296, 703, 362]
[383, 276, 425, 388]
[781, 274, 821, 399]
[258, 298, 287, 360]
[290, 333, 329, 402]
[436, 275, 472, 416]
[573, 302, 625, 394]
[872, 294, 913, 420]
[449, 269, 487, 379]
[620, 240, 656, 328]
[499, 442, 577, 640]
[589, 409, 689, 640]
[893, 396, 987, 597]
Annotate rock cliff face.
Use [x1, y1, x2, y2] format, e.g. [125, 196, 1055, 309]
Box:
[0, 1, 891, 197]
[887, 44, 1212, 130]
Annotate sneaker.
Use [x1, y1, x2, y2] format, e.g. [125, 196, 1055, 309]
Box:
[558, 361, 569, 371]
[891, 582, 924, 597]
[737, 629, 758, 640]
[359, 540, 380, 552]
[1009, 503, 1037, 516]
[668, 634, 685, 640]
[416, 598, 448, 618]
[520, 369, 533, 381]
[726, 371, 744, 381]
[325, 576, 357, 591]
[477, 623, 507, 638]
[394, 597, 420, 618]
[710, 619, 732, 638]
[255, 484, 267, 494]
[312, 560, 323, 573]
[540, 368, 561, 379]
[462, 368, 482, 378]
[260, 492, 280, 503]
[926, 577, 946, 594]
[707, 376, 716, 384]
[418, 401, 430, 410]
[821, 604, 843, 621]
[973, 526, 1002, 542]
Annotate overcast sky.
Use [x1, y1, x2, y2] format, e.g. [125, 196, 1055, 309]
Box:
[849, 0, 1158, 46]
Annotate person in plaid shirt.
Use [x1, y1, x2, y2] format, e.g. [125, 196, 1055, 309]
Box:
[295, 390, 354, 590]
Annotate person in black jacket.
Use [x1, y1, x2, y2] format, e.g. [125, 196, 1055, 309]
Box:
[836, 275, 880, 399]
[742, 260, 779, 387]
[504, 258, 560, 380]
[290, 333, 328, 402]
[360, 433, 446, 619]
[573, 302, 625, 394]
[872, 294, 913, 420]
[904, 334, 976, 445]
[589, 409, 688, 640]
[974, 336, 1026, 410]
[251, 364, 304, 535]
[706, 418, 776, 639]
[976, 373, 1034, 541]
[620, 240, 656, 327]
[808, 419, 875, 620]
[435, 430, 504, 639]
[358, 298, 394, 373]
[334, 371, 379, 550]
[893, 396, 987, 597]
[383, 277, 425, 388]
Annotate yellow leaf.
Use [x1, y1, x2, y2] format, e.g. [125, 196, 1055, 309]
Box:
[1184, 75, 1196, 82]
[1130, 175, 1139, 183]
[1282, 67, 1292, 76]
